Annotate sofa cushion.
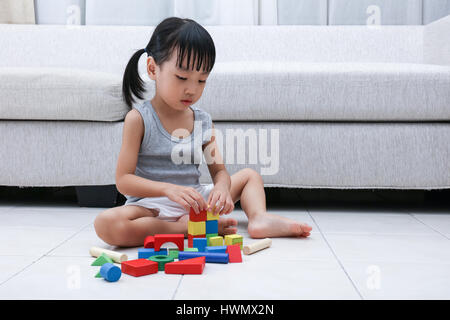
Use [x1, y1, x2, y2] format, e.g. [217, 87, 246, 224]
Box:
[200, 61, 450, 121]
[0, 67, 128, 121]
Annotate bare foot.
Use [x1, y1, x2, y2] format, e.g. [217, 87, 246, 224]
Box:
[218, 217, 238, 236]
[247, 213, 312, 238]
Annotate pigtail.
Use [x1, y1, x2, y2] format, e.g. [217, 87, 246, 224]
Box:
[122, 48, 147, 108]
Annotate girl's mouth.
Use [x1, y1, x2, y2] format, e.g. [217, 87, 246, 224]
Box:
[181, 100, 192, 105]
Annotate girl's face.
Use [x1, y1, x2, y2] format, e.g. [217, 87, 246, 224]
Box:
[147, 48, 210, 112]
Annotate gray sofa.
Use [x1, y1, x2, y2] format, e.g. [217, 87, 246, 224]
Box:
[0, 15, 449, 207]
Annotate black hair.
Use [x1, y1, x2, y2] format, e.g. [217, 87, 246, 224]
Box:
[122, 17, 216, 108]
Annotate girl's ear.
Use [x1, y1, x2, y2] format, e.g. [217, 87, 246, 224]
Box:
[147, 57, 156, 80]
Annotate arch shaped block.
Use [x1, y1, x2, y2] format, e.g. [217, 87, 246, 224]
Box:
[154, 234, 185, 252]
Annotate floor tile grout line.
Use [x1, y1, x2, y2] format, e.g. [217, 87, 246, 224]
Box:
[295, 190, 364, 300]
[0, 255, 46, 287]
[171, 275, 184, 300]
[44, 222, 94, 257]
[373, 191, 450, 240]
[0, 222, 92, 288]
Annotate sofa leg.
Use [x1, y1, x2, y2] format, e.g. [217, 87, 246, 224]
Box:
[75, 185, 119, 208]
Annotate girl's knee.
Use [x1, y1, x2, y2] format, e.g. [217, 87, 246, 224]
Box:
[94, 209, 129, 246]
[243, 168, 262, 182]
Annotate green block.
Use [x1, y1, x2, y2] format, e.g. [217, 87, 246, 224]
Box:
[184, 248, 199, 252]
[148, 255, 174, 271]
[95, 270, 102, 278]
[91, 252, 113, 266]
[167, 248, 179, 259]
[206, 233, 218, 246]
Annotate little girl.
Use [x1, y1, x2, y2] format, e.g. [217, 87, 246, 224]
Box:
[94, 17, 312, 247]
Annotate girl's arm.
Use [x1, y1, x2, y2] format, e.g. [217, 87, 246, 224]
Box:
[116, 109, 172, 198]
[202, 123, 231, 191]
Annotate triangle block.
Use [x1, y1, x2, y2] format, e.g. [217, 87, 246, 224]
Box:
[91, 252, 113, 266]
[164, 256, 205, 274]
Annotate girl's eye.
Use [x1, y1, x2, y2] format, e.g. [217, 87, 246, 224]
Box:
[176, 75, 206, 83]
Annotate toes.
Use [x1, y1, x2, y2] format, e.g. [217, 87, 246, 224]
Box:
[226, 218, 238, 227]
[224, 227, 237, 235]
[301, 223, 313, 233]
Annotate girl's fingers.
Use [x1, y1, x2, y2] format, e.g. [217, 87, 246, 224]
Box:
[208, 193, 220, 215]
[215, 194, 225, 215]
[188, 189, 206, 212]
[176, 196, 191, 213]
[182, 193, 200, 213]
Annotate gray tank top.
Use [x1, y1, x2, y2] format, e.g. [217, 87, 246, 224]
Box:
[124, 100, 213, 204]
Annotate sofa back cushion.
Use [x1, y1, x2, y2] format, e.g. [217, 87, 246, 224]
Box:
[0, 67, 128, 121]
[0, 24, 424, 77]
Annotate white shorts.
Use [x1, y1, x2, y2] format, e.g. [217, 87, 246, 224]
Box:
[124, 183, 215, 222]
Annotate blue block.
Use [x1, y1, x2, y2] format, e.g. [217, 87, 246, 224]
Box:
[138, 248, 167, 259]
[193, 237, 207, 252]
[100, 263, 121, 282]
[178, 251, 229, 264]
[205, 220, 218, 234]
[205, 245, 227, 253]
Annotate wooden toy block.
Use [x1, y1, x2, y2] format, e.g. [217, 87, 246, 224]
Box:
[165, 257, 206, 275]
[206, 233, 218, 244]
[209, 236, 223, 246]
[205, 220, 218, 234]
[205, 246, 227, 253]
[144, 235, 155, 248]
[95, 271, 102, 278]
[188, 234, 205, 248]
[91, 252, 113, 266]
[99, 263, 121, 282]
[154, 234, 184, 251]
[178, 251, 229, 264]
[206, 208, 219, 221]
[89, 246, 128, 263]
[226, 244, 242, 263]
[184, 247, 199, 252]
[193, 237, 207, 252]
[243, 238, 272, 255]
[148, 255, 175, 271]
[167, 248, 179, 259]
[188, 221, 206, 236]
[224, 234, 243, 249]
[121, 259, 158, 277]
[189, 207, 207, 222]
[138, 248, 167, 259]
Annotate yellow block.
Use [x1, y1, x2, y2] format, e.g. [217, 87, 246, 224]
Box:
[207, 207, 219, 221]
[209, 236, 223, 246]
[188, 221, 205, 236]
[225, 234, 243, 249]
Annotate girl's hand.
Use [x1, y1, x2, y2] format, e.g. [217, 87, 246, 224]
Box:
[163, 184, 208, 214]
[207, 185, 234, 216]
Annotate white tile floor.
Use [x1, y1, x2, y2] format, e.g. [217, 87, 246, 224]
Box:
[0, 187, 449, 300]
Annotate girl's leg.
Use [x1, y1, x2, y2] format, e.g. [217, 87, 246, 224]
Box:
[94, 205, 188, 247]
[229, 168, 312, 238]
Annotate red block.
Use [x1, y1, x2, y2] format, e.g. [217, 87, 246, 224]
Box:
[144, 235, 154, 248]
[188, 234, 205, 248]
[154, 234, 184, 251]
[226, 244, 242, 263]
[189, 207, 207, 222]
[121, 259, 158, 277]
[165, 256, 206, 274]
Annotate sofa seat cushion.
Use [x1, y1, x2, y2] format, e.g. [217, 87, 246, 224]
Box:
[0, 67, 128, 121]
[201, 61, 450, 121]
